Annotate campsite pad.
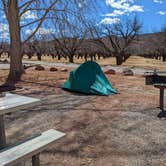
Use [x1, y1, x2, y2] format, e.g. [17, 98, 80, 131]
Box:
[62, 61, 117, 95]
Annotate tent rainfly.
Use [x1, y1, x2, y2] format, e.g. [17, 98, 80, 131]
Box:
[62, 61, 117, 96]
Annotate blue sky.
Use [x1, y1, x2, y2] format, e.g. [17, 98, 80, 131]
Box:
[96, 0, 166, 33]
[0, 0, 166, 41]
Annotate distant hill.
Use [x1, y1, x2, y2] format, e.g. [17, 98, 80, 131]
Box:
[74, 32, 165, 56]
[128, 32, 165, 55]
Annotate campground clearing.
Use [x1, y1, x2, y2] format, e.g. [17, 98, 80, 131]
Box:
[0, 63, 166, 166]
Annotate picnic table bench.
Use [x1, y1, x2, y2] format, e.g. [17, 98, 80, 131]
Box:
[0, 129, 65, 166]
[0, 92, 40, 148]
[0, 93, 66, 165]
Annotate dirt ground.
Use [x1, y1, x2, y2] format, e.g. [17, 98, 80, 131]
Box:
[24, 55, 166, 70]
[1, 54, 166, 70]
[0, 66, 166, 166]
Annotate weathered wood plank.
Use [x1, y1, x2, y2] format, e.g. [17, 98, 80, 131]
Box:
[160, 88, 164, 110]
[154, 84, 166, 88]
[32, 154, 40, 166]
[0, 93, 40, 115]
[0, 115, 6, 149]
[0, 129, 65, 166]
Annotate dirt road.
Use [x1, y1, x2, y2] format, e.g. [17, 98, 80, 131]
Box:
[0, 60, 153, 75]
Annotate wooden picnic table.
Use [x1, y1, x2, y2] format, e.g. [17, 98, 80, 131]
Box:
[0, 92, 40, 149]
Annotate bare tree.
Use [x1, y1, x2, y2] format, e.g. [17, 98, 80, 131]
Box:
[0, 0, 98, 83]
[30, 34, 51, 61]
[52, 31, 88, 63]
[0, 41, 9, 58]
[93, 16, 142, 65]
[51, 7, 90, 63]
[1, 0, 66, 83]
[152, 26, 166, 62]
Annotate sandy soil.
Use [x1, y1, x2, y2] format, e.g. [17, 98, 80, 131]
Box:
[0, 66, 166, 166]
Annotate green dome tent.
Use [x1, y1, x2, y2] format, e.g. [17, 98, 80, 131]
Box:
[62, 61, 117, 96]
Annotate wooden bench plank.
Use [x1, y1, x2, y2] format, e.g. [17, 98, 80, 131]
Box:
[154, 83, 166, 88]
[0, 129, 65, 166]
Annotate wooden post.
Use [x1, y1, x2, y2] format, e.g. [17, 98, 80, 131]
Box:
[0, 115, 6, 149]
[159, 88, 164, 110]
[32, 154, 40, 166]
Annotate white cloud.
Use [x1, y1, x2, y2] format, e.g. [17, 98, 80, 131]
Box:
[22, 11, 37, 19]
[101, 0, 143, 26]
[0, 32, 9, 40]
[128, 5, 143, 12]
[78, 3, 83, 8]
[153, 0, 163, 4]
[25, 29, 33, 35]
[157, 11, 166, 15]
[100, 18, 120, 24]
[77, 0, 87, 8]
[37, 28, 56, 35]
[26, 28, 56, 35]
[0, 23, 9, 40]
[104, 10, 125, 17]
[105, 0, 144, 14]
[2, 14, 6, 19]
[0, 23, 8, 32]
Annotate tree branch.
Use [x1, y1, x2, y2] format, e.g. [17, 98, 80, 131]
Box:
[20, 18, 41, 29]
[23, 0, 58, 45]
[2, 0, 8, 18]
[19, 0, 34, 10]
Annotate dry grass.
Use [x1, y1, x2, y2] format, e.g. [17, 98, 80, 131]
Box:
[23, 55, 166, 70]
[0, 66, 166, 166]
[98, 56, 166, 70]
[0, 53, 166, 165]
[1, 54, 166, 70]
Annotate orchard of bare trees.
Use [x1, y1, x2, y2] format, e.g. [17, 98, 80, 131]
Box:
[0, 0, 166, 85]
[0, 0, 92, 83]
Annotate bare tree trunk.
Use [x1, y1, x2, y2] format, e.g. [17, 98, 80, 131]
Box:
[37, 52, 42, 61]
[58, 54, 61, 60]
[116, 55, 123, 65]
[7, 0, 24, 83]
[69, 55, 74, 63]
